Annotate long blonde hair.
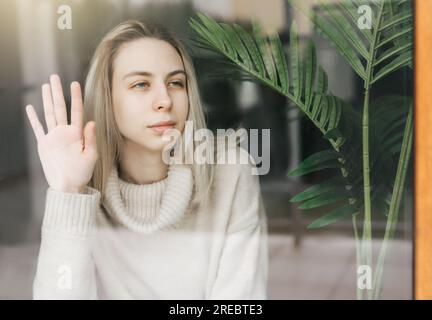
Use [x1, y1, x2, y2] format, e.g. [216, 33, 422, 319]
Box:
[84, 20, 214, 208]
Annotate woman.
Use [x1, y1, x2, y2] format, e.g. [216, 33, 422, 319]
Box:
[25, 20, 268, 299]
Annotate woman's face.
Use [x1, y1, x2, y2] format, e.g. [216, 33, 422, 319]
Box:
[112, 38, 189, 154]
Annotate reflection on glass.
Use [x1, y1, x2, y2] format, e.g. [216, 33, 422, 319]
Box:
[0, 0, 413, 300]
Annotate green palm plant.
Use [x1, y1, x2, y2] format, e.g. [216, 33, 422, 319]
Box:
[292, 0, 413, 299]
[189, 0, 413, 299]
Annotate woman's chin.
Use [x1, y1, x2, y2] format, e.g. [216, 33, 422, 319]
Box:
[137, 137, 172, 154]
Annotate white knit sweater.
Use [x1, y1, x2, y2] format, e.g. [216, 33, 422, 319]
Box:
[33, 146, 268, 300]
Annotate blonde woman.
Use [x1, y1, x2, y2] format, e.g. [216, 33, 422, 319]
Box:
[25, 20, 268, 300]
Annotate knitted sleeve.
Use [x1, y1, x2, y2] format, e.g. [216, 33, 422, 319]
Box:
[207, 160, 269, 300]
[33, 187, 101, 300]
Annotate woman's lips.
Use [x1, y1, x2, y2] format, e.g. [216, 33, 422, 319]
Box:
[148, 124, 175, 133]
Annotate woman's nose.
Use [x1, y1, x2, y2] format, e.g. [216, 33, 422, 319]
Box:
[152, 85, 172, 112]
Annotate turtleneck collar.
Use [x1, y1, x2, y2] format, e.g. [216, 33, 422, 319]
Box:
[102, 163, 194, 233]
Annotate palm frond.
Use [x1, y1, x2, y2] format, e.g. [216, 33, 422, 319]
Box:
[189, 13, 346, 149]
[301, 0, 413, 85]
[308, 204, 359, 229]
[188, 7, 412, 231]
[290, 95, 411, 226]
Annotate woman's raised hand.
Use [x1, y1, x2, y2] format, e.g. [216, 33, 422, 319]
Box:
[26, 74, 98, 193]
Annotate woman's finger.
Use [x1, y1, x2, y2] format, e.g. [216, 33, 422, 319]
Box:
[83, 121, 97, 159]
[42, 83, 56, 131]
[25, 105, 45, 142]
[70, 82, 83, 135]
[50, 74, 68, 125]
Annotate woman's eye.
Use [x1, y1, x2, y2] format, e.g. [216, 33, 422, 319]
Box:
[132, 82, 148, 89]
[169, 81, 184, 88]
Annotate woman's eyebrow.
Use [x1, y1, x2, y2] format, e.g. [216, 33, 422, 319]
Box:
[123, 69, 186, 80]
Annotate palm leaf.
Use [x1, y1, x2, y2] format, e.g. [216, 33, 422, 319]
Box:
[189, 13, 362, 227]
[290, 176, 346, 202]
[188, 6, 411, 230]
[299, 191, 349, 209]
[307, 204, 359, 229]
[300, 0, 413, 84]
[189, 14, 346, 149]
[288, 149, 340, 177]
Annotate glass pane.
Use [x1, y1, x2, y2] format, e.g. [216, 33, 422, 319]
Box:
[0, 0, 413, 299]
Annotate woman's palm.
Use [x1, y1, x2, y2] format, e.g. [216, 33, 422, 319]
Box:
[26, 74, 98, 193]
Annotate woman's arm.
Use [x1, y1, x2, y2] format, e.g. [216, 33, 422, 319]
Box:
[25, 74, 99, 299]
[207, 158, 269, 300]
[33, 187, 101, 299]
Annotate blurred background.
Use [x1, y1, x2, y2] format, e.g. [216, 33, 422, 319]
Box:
[0, 0, 413, 299]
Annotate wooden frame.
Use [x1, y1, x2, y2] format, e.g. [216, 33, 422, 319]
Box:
[415, 0, 432, 300]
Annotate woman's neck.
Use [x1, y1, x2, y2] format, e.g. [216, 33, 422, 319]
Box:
[118, 141, 168, 185]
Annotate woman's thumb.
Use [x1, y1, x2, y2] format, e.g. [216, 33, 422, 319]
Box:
[84, 121, 97, 158]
